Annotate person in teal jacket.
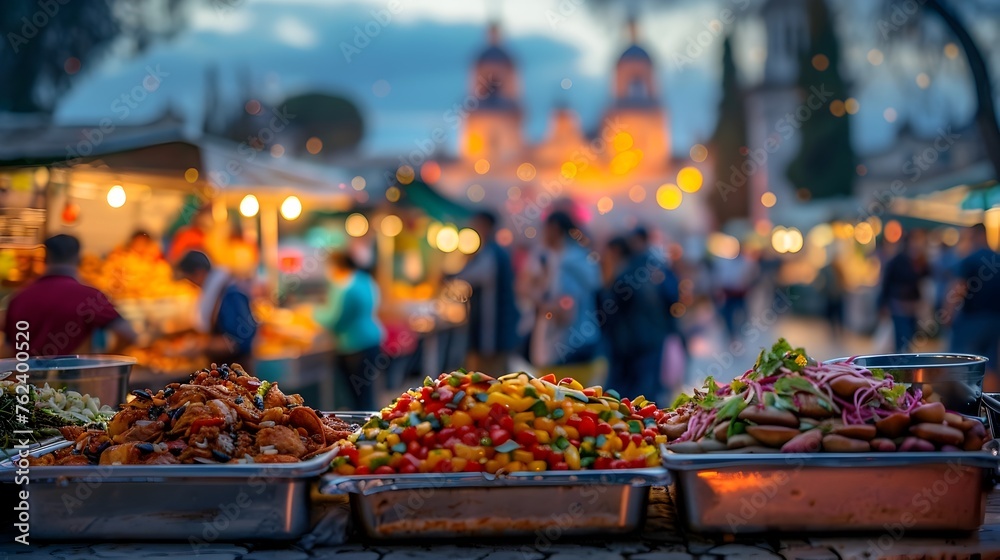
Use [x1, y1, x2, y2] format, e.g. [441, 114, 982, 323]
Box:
[314, 251, 385, 410]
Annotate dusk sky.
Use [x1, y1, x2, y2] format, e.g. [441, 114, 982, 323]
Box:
[53, 0, 994, 158]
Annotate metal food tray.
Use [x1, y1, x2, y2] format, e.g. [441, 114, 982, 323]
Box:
[662, 447, 1000, 534]
[0, 410, 368, 542]
[320, 467, 670, 539]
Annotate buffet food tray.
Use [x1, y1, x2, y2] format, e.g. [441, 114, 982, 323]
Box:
[320, 467, 670, 539]
[0, 411, 374, 542]
[662, 448, 1000, 534]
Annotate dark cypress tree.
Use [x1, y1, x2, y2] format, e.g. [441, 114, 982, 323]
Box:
[786, 0, 856, 200]
[710, 35, 750, 227]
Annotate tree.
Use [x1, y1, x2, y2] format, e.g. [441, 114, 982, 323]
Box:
[709, 35, 749, 227]
[0, 0, 118, 112]
[786, 0, 856, 200]
[0, 0, 195, 113]
[281, 93, 365, 156]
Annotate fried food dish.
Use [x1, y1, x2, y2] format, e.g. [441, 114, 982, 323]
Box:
[29, 363, 354, 466]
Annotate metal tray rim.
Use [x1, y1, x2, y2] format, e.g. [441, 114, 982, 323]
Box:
[321, 466, 671, 496]
[660, 447, 1000, 470]
[0, 440, 340, 480]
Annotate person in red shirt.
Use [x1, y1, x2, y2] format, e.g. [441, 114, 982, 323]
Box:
[3, 234, 137, 357]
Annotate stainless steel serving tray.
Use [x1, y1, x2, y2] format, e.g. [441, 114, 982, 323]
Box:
[662, 448, 1000, 534]
[0, 410, 367, 543]
[320, 467, 670, 539]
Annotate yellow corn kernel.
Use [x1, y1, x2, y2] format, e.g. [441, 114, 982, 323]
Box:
[562, 378, 584, 391]
[611, 435, 624, 452]
[528, 460, 547, 472]
[425, 449, 453, 469]
[513, 422, 531, 435]
[533, 417, 556, 433]
[468, 403, 491, 421]
[513, 450, 534, 464]
[654, 435, 667, 445]
[450, 410, 473, 428]
[564, 445, 581, 470]
[505, 461, 525, 472]
[513, 412, 535, 424]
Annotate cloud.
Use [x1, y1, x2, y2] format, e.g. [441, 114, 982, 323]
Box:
[274, 16, 319, 49]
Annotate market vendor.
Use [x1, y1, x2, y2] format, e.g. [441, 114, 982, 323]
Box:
[2, 234, 137, 357]
[174, 250, 257, 366]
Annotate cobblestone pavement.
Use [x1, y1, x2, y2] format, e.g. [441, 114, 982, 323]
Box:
[4, 488, 1000, 560]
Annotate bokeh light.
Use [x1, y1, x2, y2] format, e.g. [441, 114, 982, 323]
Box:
[517, 162, 536, 181]
[597, 197, 614, 215]
[280, 196, 302, 220]
[761, 191, 777, 208]
[380, 215, 403, 237]
[467, 184, 485, 202]
[345, 213, 369, 237]
[689, 144, 708, 162]
[239, 194, 259, 217]
[184, 168, 199, 183]
[629, 185, 646, 203]
[656, 184, 682, 210]
[436, 226, 459, 252]
[306, 137, 323, 154]
[474, 159, 490, 174]
[676, 167, 703, 193]
[420, 161, 441, 183]
[386, 186, 401, 202]
[396, 165, 415, 184]
[458, 228, 481, 254]
[107, 185, 126, 208]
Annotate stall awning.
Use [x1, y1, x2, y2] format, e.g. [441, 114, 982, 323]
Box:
[396, 180, 473, 223]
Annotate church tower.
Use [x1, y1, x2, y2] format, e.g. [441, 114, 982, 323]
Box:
[461, 22, 523, 164]
[602, 18, 669, 172]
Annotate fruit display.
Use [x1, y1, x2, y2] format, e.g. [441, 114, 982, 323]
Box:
[661, 339, 988, 453]
[332, 370, 666, 475]
[80, 252, 196, 301]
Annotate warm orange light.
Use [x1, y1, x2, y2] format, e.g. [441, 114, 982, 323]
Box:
[612, 132, 633, 152]
[610, 151, 639, 175]
[867, 49, 884, 66]
[677, 167, 703, 193]
[811, 54, 829, 71]
[420, 161, 441, 183]
[561, 162, 577, 179]
[761, 192, 777, 208]
[517, 163, 536, 182]
[597, 197, 614, 215]
[396, 165, 415, 184]
[845, 98, 860, 115]
[386, 186, 401, 202]
[885, 220, 903, 243]
[496, 228, 513, 246]
[184, 168, 199, 183]
[306, 137, 323, 154]
[656, 184, 682, 210]
[916, 72, 931, 89]
[884, 108, 898, 123]
[830, 100, 846, 117]
[474, 159, 490, 175]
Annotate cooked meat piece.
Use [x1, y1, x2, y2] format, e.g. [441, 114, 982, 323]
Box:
[256, 425, 306, 457]
[113, 420, 164, 444]
[106, 407, 151, 438]
[55, 455, 93, 466]
[99, 443, 141, 465]
[263, 384, 288, 409]
[139, 452, 180, 465]
[58, 425, 85, 441]
[207, 399, 237, 426]
[320, 414, 355, 443]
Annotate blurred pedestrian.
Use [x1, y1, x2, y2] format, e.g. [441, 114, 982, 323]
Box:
[878, 229, 929, 353]
[175, 251, 257, 367]
[313, 251, 385, 410]
[711, 249, 757, 342]
[3, 234, 137, 357]
[628, 227, 686, 401]
[601, 236, 669, 401]
[527, 211, 602, 383]
[454, 211, 520, 374]
[168, 206, 214, 263]
[948, 224, 1000, 387]
[818, 255, 846, 339]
